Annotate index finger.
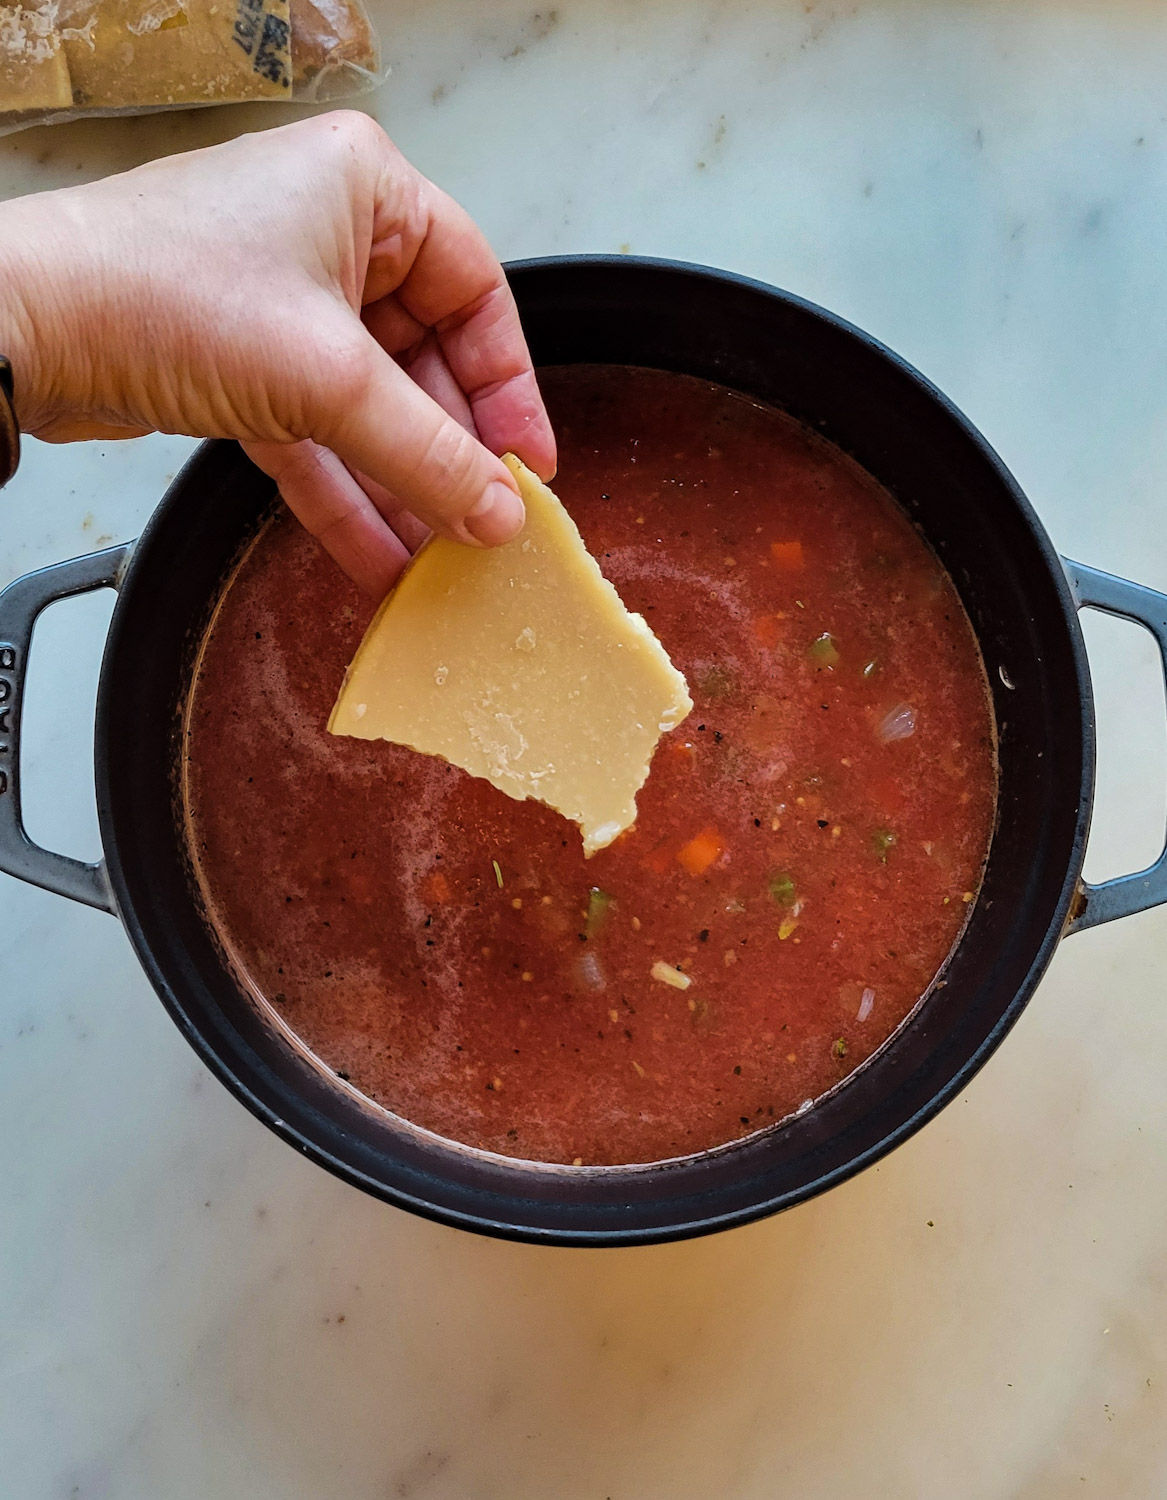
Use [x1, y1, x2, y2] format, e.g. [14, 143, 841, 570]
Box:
[382, 179, 557, 481]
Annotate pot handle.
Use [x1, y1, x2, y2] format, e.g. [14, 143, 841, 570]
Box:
[0, 543, 134, 915]
[1063, 557, 1167, 933]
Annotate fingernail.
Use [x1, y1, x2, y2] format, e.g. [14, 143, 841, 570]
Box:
[464, 481, 525, 546]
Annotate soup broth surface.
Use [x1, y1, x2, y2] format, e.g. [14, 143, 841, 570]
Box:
[184, 366, 997, 1165]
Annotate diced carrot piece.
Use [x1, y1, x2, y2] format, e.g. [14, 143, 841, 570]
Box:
[770, 540, 804, 572]
[424, 871, 452, 904]
[753, 613, 782, 649]
[677, 827, 726, 877]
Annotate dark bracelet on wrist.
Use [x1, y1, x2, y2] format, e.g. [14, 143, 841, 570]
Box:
[0, 357, 19, 489]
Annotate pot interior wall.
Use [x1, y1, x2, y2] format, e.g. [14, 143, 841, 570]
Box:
[96, 260, 1091, 1244]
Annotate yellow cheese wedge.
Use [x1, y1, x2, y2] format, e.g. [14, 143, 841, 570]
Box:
[0, 7, 73, 113]
[62, 0, 292, 109]
[329, 455, 693, 855]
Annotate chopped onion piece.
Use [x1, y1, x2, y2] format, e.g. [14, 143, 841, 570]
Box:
[576, 952, 606, 991]
[651, 960, 691, 990]
[877, 703, 917, 743]
[857, 987, 875, 1022]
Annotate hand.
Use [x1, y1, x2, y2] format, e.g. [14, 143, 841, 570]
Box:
[0, 111, 556, 596]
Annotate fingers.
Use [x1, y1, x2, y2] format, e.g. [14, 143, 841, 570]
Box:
[362, 294, 427, 358]
[243, 438, 412, 598]
[435, 286, 558, 481]
[317, 330, 526, 548]
[253, 332, 498, 596]
[351, 468, 431, 554]
[365, 173, 557, 481]
[397, 328, 477, 436]
[365, 286, 556, 482]
[344, 330, 476, 555]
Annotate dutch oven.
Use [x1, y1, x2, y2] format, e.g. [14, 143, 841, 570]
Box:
[3, 258, 1166, 1246]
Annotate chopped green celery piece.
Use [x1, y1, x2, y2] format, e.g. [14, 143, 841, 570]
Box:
[768, 871, 796, 907]
[586, 886, 614, 937]
[872, 828, 897, 863]
[832, 1037, 848, 1060]
[809, 632, 840, 667]
[492, 859, 504, 888]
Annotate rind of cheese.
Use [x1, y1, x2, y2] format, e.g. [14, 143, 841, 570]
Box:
[329, 455, 693, 856]
[0, 7, 72, 111]
[61, 0, 292, 108]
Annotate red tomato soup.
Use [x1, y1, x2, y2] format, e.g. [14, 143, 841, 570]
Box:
[183, 367, 997, 1166]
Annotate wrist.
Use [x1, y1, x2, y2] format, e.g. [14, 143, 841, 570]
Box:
[0, 241, 41, 433]
[0, 195, 87, 436]
[0, 356, 17, 486]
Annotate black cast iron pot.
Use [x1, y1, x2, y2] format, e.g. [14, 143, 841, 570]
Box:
[3, 258, 1166, 1247]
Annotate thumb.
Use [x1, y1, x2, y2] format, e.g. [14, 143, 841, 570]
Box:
[315, 328, 525, 548]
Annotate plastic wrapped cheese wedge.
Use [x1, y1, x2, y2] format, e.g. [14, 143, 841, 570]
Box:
[0, 0, 381, 134]
[329, 455, 694, 856]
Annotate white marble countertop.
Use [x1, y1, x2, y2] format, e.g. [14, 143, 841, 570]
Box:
[5, 3, 1167, 1495]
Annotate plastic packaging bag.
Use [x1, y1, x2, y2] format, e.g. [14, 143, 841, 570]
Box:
[0, 0, 382, 134]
